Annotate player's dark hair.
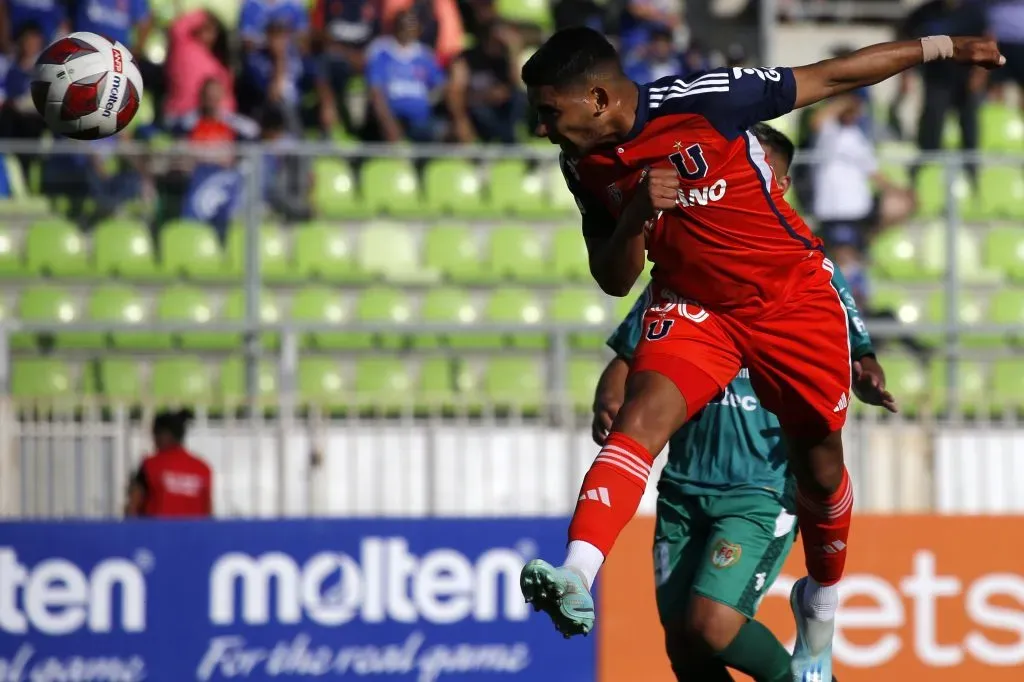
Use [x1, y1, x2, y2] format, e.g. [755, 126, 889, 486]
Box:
[153, 409, 194, 444]
[521, 27, 623, 89]
[750, 123, 795, 169]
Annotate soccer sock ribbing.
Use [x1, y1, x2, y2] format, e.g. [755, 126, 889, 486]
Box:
[565, 432, 654, 583]
[796, 467, 853, 605]
[714, 619, 791, 682]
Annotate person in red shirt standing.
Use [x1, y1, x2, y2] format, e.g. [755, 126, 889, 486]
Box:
[125, 410, 213, 518]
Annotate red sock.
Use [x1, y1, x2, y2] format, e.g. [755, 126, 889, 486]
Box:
[796, 467, 854, 586]
[568, 432, 654, 556]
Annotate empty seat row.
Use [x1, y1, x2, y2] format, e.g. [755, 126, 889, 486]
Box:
[869, 224, 1024, 283]
[0, 219, 609, 285]
[910, 165, 1024, 220]
[5, 283, 637, 352]
[313, 158, 577, 220]
[10, 355, 605, 412]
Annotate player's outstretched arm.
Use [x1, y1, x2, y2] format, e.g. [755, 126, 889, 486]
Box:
[791, 36, 1003, 109]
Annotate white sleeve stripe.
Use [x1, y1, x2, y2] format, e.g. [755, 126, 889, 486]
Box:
[650, 86, 731, 109]
[648, 80, 730, 99]
[648, 72, 729, 94]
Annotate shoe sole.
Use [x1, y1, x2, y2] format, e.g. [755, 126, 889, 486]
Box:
[520, 561, 592, 638]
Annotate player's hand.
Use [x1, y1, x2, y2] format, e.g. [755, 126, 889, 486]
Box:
[951, 37, 1005, 70]
[852, 356, 898, 414]
[645, 167, 681, 211]
[592, 392, 622, 446]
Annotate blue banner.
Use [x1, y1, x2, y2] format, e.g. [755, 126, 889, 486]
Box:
[0, 519, 594, 682]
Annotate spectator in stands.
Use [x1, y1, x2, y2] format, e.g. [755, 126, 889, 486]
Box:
[988, 1, 1024, 101]
[447, 20, 524, 143]
[311, 0, 379, 135]
[811, 93, 916, 254]
[380, 0, 464, 66]
[364, 10, 445, 142]
[0, 23, 46, 180]
[0, 0, 67, 50]
[240, 0, 310, 55]
[174, 78, 260, 144]
[552, 0, 604, 33]
[623, 26, 683, 83]
[164, 10, 234, 125]
[126, 409, 213, 518]
[261, 105, 313, 221]
[900, 0, 987, 184]
[618, 0, 685, 59]
[239, 19, 338, 133]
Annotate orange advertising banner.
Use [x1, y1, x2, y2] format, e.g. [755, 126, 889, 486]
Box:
[598, 515, 1024, 682]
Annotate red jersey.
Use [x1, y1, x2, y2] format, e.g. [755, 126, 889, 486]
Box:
[562, 67, 823, 315]
[135, 446, 212, 517]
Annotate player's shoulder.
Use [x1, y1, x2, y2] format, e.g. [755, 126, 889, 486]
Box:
[645, 69, 733, 119]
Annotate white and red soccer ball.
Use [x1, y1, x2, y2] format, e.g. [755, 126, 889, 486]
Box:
[32, 31, 144, 140]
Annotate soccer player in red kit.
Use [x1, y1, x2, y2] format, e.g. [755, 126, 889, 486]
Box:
[126, 409, 213, 518]
[517, 28, 1002, 679]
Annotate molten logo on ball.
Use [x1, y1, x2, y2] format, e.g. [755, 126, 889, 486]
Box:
[102, 74, 122, 118]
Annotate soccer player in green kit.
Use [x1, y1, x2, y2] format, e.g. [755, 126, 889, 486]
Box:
[592, 124, 898, 682]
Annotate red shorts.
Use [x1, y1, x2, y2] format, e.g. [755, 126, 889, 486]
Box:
[630, 257, 851, 436]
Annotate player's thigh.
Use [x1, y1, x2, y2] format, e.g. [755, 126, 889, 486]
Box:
[690, 494, 798, 621]
[629, 288, 743, 421]
[746, 263, 850, 440]
[654, 495, 709, 627]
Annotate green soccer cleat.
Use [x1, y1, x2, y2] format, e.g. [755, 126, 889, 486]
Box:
[520, 559, 595, 638]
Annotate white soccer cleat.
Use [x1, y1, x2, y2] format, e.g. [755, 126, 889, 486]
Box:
[789, 577, 835, 682]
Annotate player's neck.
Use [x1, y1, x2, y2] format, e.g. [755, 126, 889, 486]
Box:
[607, 81, 641, 144]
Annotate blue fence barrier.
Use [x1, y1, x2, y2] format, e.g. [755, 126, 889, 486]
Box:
[0, 519, 595, 682]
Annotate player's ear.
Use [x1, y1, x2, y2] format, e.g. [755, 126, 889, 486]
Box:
[591, 86, 610, 115]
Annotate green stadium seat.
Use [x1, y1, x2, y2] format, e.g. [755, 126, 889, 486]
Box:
[359, 222, 430, 283]
[973, 166, 1024, 220]
[924, 291, 989, 348]
[151, 357, 213, 407]
[484, 356, 545, 412]
[83, 285, 159, 351]
[11, 359, 73, 400]
[219, 357, 278, 409]
[984, 226, 1024, 281]
[294, 222, 363, 282]
[878, 354, 928, 417]
[93, 219, 160, 280]
[915, 164, 971, 218]
[425, 224, 484, 283]
[160, 220, 226, 280]
[13, 285, 81, 350]
[980, 102, 1024, 152]
[567, 357, 604, 412]
[83, 359, 142, 403]
[291, 286, 348, 350]
[357, 286, 413, 349]
[486, 288, 546, 349]
[424, 159, 487, 217]
[920, 223, 998, 284]
[929, 359, 989, 416]
[156, 285, 220, 350]
[496, 0, 552, 29]
[869, 287, 924, 328]
[417, 357, 458, 411]
[0, 226, 23, 277]
[25, 219, 90, 277]
[488, 225, 546, 282]
[550, 288, 608, 350]
[361, 159, 422, 217]
[992, 358, 1024, 413]
[298, 357, 346, 409]
[223, 289, 281, 349]
[490, 160, 545, 217]
[355, 358, 414, 412]
[551, 225, 589, 282]
[417, 287, 478, 349]
[869, 227, 919, 281]
[990, 289, 1024, 347]
[227, 223, 291, 282]
[312, 158, 368, 219]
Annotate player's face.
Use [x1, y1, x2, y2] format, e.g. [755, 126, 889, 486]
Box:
[528, 85, 608, 156]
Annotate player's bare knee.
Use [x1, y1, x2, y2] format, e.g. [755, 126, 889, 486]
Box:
[788, 427, 846, 494]
[685, 595, 746, 653]
[611, 371, 688, 453]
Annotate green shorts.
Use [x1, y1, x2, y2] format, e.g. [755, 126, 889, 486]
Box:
[653, 491, 797, 622]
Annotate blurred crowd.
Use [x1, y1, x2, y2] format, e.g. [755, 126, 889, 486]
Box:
[2, 0, 1024, 313]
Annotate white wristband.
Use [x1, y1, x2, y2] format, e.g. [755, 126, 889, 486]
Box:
[921, 35, 954, 63]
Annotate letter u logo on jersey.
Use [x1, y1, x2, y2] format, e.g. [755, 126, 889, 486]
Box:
[645, 319, 674, 341]
[669, 144, 708, 181]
